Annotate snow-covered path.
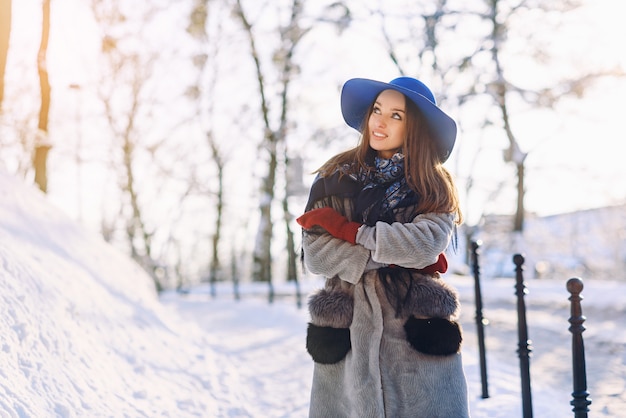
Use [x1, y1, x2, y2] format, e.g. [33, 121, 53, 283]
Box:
[162, 275, 626, 418]
[163, 294, 312, 417]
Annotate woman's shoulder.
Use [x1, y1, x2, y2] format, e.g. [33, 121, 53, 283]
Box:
[305, 166, 362, 211]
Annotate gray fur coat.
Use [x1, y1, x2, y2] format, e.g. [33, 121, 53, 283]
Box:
[302, 199, 470, 418]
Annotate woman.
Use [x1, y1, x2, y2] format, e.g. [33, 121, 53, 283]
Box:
[297, 77, 470, 417]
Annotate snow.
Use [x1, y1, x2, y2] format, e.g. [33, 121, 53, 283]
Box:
[1, 169, 625, 418]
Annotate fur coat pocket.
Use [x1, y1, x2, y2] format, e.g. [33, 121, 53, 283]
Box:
[404, 316, 462, 356]
[306, 286, 354, 364]
[402, 274, 462, 356]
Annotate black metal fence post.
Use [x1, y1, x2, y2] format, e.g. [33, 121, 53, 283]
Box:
[471, 240, 489, 398]
[567, 277, 592, 417]
[514, 254, 533, 418]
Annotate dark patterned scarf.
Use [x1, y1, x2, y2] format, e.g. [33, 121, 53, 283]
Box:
[354, 153, 414, 226]
[304, 152, 418, 226]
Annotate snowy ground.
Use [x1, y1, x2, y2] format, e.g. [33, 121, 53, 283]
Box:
[1, 170, 625, 418]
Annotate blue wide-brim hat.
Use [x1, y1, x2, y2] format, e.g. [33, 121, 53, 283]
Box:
[340, 77, 457, 162]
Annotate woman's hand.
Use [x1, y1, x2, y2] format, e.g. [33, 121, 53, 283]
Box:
[416, 253, 448, 274]
[387, 253, 448, 274]
[296, 207, 362, 245]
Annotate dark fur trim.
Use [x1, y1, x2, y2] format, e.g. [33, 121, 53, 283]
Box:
[306, 323, 351, 364]
[308, 288, 354, 328]
[404, 276, 460, 318]
[404, 316, 462, 356]
[378, 269, 459, 319]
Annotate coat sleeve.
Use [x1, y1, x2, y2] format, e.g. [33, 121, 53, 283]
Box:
[355, 212, 455, 269]
[302, 229, 371, 284]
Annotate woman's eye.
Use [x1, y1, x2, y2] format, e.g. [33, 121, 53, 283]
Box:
[392, 112, 402, 120]
[372, 106, 381, 114]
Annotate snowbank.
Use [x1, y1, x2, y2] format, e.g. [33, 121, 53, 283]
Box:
[0, 172, 221, 416]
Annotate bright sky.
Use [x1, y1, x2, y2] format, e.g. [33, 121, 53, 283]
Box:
[4, 0, 626, 228]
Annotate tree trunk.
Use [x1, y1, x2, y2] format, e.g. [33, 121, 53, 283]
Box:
[252, 145, 277, 284]
[282, 176, 301, 308]
[488, 0, 526, 234]
[514, 161, 524, 232]
[208, 135, 224, 297]
[0, 0, 11, 110]
[235, 0, 306, 293]
[34, 0, 51, 193]
[234, 0, 275, 284]
[121, 131, 160, 291]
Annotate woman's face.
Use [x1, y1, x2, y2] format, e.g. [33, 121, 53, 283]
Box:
[367, 89, 407, 159]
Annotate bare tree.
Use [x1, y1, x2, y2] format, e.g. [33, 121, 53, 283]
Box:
[483, 0, 531, 234]
[33, 0, 51, 192]
[471, 0, 623, 240]
[186, 0, 229, 296]
[207, 134, 225, 295]
[232, 0, 274, 286]
[0, 0, 11, 110]
[0, 0, 41, 182]
[90, 0, 164, 291]
[232, 0, 309, 293]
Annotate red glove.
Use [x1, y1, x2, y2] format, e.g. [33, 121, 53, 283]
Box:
[416, 253, 448, 275]
[296, 207, 362, 245]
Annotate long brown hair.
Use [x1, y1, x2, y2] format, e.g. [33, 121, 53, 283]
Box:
[317, 93, 463, 224]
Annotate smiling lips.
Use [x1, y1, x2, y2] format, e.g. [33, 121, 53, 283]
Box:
[372, 131, 387, 139]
